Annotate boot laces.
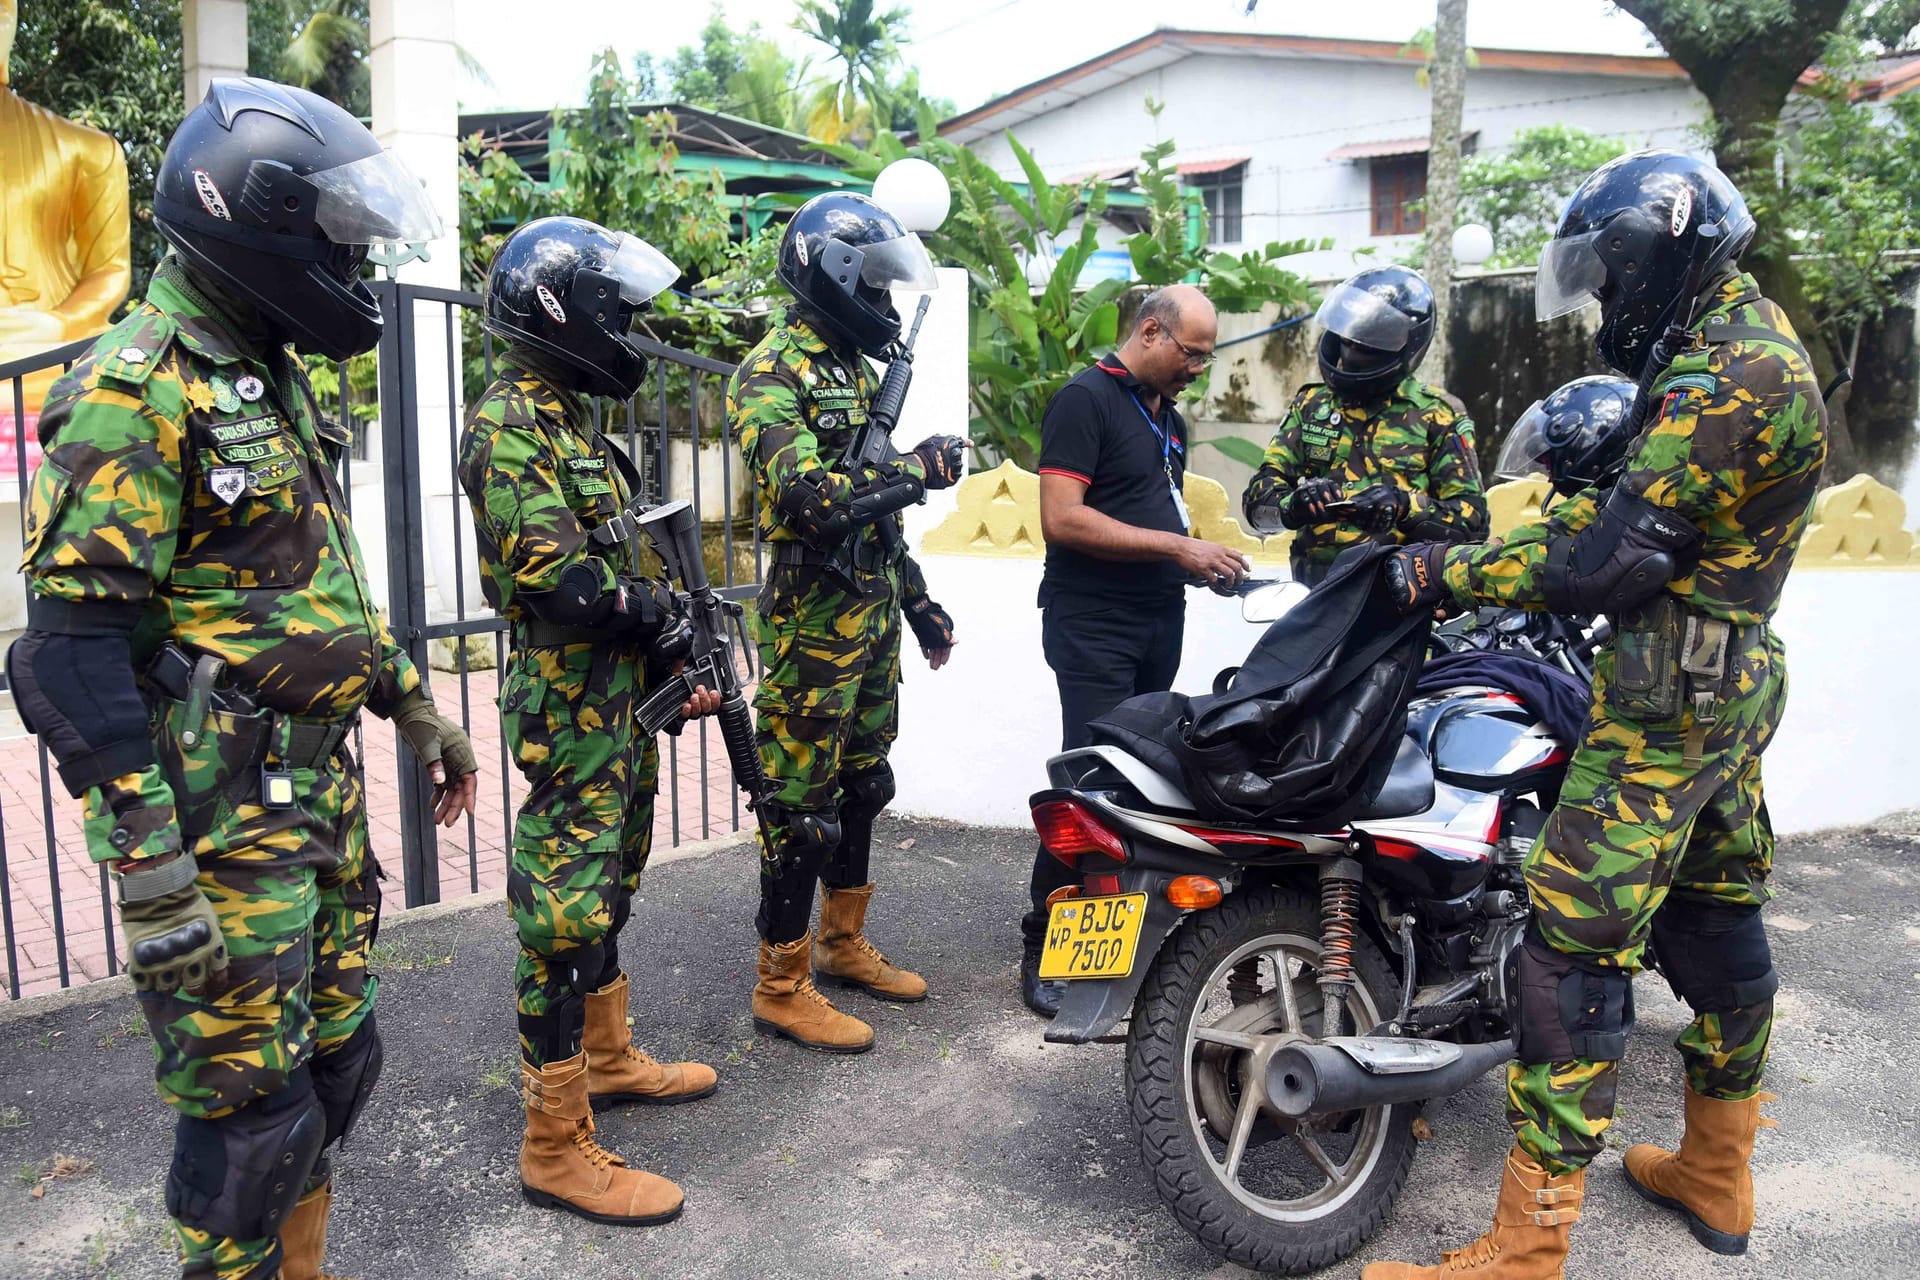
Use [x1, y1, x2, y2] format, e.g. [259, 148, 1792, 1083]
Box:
[850, 933, 892, 968]
[570, 1119, 624, 1171]
[1440, 1230, 1501, 1271]
[796, 971, 837, 1010]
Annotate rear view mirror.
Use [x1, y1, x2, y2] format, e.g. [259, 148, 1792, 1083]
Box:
[1240, 580, 1310, 624]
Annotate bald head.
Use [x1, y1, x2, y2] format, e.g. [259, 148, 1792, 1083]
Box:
[1120, 283, 1217, 402]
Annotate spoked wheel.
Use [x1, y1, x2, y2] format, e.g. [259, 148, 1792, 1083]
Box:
[1126, 885, 1416, 1274]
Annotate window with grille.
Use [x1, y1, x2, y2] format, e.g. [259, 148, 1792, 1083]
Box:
[1371, 155, 1427, 237]
[1189, 165, 1246, 246]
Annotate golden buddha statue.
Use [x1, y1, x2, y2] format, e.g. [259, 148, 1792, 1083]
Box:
[0, 0, 131, 429]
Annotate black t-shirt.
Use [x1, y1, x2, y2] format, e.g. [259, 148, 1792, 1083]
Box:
[1037, 354, 1190, 606]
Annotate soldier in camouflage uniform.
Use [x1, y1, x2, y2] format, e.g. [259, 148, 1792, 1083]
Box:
[7, 80, 478, 1280]
[459, 217, 721, 1227]
[1243, 265, 1487, 583]
[1374, 152, 1824, 1279]
[730, 193, 966, 1054]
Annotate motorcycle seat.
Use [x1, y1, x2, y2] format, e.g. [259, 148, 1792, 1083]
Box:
[1355, 735, 1436, 820]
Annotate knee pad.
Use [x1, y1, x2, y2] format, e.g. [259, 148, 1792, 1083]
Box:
[1506, 932, 1634, 1064]
[1651, 897, 1778, 1013]
[839, 764, 896, 823]
[765, 804, 841, 878]
[166, 1067, 324, 1242]
[310, 1017, 383, 1150]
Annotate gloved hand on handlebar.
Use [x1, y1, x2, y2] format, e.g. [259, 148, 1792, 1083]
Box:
[1383, 543, 1453, 616]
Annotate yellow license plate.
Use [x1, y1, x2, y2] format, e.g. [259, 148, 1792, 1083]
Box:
[1038, 892, 1149, 980]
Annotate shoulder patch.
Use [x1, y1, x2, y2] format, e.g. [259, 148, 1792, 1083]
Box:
[1421, 385, 1470, 419]
[1663, 373, 1718, 397]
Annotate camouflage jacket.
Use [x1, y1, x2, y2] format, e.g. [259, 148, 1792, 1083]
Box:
[1444, 273, 1828, 624]
[458, 355, 656, 625]
[729, 311, 929, 557]
[1244, 376, 1487, 572]
[22, 258, 418, 720]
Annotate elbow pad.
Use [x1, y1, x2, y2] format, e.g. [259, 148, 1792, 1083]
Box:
[846, 467, 926, 527]
[775, 471, 855, 550]
[1243, 474, 1288, 535]
[521, 563, 666, 639]
[1541, 488, 1704, 616]
[6, 626, 155, 796]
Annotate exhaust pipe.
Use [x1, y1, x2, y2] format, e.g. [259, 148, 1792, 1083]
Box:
[1266, 1036, 1514, 1118]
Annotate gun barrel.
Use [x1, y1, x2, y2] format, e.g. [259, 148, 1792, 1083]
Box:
[899, 294, 931, 354]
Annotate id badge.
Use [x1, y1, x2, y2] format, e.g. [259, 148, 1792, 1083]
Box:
[1168, 480, 1192, 531]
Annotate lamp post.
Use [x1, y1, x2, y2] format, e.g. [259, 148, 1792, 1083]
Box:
[1452, 223, 1494, 274]
[871, 157, 952, 233]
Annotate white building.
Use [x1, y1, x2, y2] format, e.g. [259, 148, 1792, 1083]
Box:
[938, 28, 1705, 278]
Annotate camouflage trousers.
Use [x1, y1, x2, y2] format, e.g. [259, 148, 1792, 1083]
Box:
[1509, 627, 1785, 1175]
[135, 705, 377, 1280]
[500, 642, 658, 1065]
[752, 562, 901, 941]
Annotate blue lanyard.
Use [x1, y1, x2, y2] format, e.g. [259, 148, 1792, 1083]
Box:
[1123, 389, 1179, 474]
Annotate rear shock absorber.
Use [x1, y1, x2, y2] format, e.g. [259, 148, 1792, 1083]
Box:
[1317, 859, 1364, 1039]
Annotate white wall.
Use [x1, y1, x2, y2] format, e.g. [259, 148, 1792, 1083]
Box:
[965, 52, 1705, 279]
[892, 554, 1920, 837]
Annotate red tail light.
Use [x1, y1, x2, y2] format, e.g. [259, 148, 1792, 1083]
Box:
[1084, 872, 1123, 896]
[1032, 799, 1129, 868]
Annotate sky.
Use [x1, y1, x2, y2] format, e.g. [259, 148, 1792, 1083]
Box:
[451, 0, 1662, 119]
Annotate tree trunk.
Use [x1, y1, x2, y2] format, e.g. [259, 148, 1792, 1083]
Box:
[1610, 0, 1863, 482]
[1422, 0, 1469, 384]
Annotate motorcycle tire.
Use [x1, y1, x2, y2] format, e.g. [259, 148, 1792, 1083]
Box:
[1125, 883, 1416, 1274]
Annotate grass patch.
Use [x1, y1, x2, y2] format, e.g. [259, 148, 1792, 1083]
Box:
[369, 938, 455, 972]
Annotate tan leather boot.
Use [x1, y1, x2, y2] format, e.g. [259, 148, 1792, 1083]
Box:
[518, 1052, 684, 1226]
[1623, 1088, 1774, 1255]
[582, 972, 719, 1110]
[1361, 1146, 1583, 1279]
[279, 1180, 355, 1280]
[752, 933, 874, 1053]
[814, 884, 928, 1002]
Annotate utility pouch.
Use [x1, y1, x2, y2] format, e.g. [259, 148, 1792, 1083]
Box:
[147, 647, 269, 839]
[1606, 593, 1686, 723]
[1679, 614, 1732, 767]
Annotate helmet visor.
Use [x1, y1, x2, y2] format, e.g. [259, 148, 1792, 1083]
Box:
[856, 232, 939, 291]
[608, 233, 680, 305]
[1494, 401, 1553, 481]
[1314, 281, 1413, 349]
[1535, 229, 1608, 321]
[308, 149, 444, 245]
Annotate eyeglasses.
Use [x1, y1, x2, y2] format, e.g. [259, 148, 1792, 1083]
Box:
[1162, 329, 1215, 369]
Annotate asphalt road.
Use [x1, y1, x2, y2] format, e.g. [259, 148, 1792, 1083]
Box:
[2, 813, 1915, 1279]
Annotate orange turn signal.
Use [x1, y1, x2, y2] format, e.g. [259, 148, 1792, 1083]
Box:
[1045, 885, 1083, 908]
[1166, 875, 1223, 910]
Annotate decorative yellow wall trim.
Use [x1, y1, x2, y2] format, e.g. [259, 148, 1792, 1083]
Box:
[921, 463, 1919, 571]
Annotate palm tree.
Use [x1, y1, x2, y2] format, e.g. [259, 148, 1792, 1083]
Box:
[261, 0, 493, 118]
[792, 0, 908, 144]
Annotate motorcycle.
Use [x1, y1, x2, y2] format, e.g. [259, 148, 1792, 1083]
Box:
[1027, 582, 1603, 1274]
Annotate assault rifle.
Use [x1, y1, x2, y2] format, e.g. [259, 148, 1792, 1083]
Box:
[825, 295, 932, 586]
[632, 499, 779, 846]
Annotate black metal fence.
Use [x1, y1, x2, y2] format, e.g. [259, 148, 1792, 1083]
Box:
[0, 281, 759, 998]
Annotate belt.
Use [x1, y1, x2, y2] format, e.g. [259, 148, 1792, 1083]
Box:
[512, 617, 609, 648]
[273, 719, 355, 770]
[770, 538, 894, 573]
[144, 646, 354, 769]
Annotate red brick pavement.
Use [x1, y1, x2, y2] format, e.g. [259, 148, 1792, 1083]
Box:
[0, 665, 753, 1001]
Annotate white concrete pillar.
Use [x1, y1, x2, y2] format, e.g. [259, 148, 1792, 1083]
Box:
[181, 0, 248, 110]
[370, 0, 475, 619]
[893, 265, 972, 551]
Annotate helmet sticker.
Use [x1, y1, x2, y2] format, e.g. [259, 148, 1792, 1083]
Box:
[536, 284, 567, 324]
[1671, 185, 1693, 238]
[193, 170, 232, 221]
[795, 235, 809, 267]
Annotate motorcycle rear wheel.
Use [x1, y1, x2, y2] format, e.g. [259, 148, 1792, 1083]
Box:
[1125, 884, 1416, 1274]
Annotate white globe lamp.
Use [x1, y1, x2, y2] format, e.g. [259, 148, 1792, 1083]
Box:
[1452, 223, 1494, 271]
[871, 158, 952, 233]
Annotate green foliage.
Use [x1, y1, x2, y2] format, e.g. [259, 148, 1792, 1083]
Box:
[637, 6, 806, 131]
[457, 50, 778, 410]
[9, 0, 181, 303]
[1457, 126, 1631, 268]
[1780, 79, 1920, 353]
[829, 109, 1322, 467]
[1399, 24, 1479, 88]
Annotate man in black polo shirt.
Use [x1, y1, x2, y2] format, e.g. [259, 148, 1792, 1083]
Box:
[1021, 284, 1250, 1016]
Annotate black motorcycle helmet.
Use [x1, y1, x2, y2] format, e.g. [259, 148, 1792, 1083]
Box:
[482, 217, 679, 401]
[1537, 150, 1756, 377]
[1495, 375, 1639, 497]
[151, 78, 442, 360]
[1314, 265, 1437, 402]
[776, 192, 938, 357]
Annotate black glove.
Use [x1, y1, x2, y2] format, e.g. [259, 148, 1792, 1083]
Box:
[910, 436, 968, 490]
[610, 574, 675, 636]
[1283, 477, 1342, 529]
[905, 594, 955, 653]
[1383, 543, 1452, 615]
[388, 688, 480, 781]
[647, 610, 696, 669]
[1350, 485, 1411, 534]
